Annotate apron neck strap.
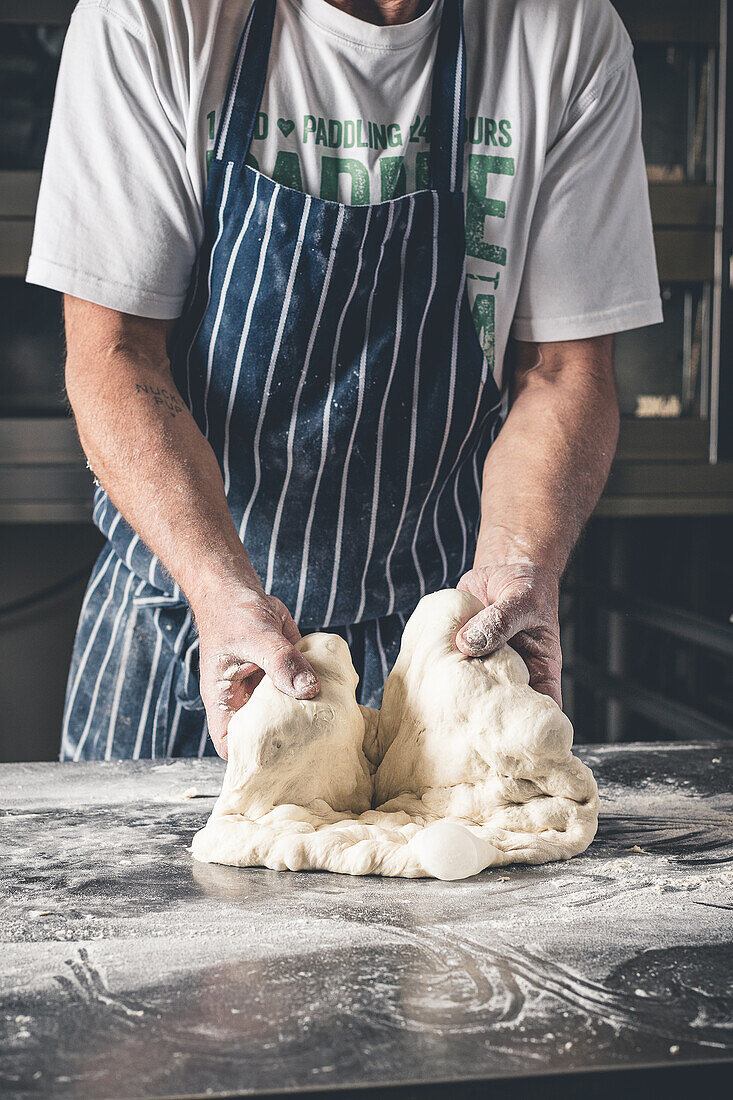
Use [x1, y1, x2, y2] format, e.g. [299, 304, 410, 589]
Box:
[429, 0, 466, 193]
[215, 0, 276, 164]
[216, 0, 467, 194]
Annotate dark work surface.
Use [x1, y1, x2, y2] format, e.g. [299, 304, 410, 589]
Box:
[1, 743, 732, 1099]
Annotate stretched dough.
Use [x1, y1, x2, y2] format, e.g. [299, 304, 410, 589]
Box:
[191, 590, 598, 879]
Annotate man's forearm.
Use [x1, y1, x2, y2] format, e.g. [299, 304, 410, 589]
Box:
[475, 335, 618, 576]
[64, 296, 320, 751]
[64, 297, 260, 611]
[454, 335, 618, 701]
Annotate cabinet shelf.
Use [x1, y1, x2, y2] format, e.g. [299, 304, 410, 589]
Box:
[0, 222, 35, 278]
[0, 417, 93, 523]
[0, 172, 41, 218]
[599, 460, 733, 516]
[648, 184, 717, 227]
[0, 414, 730, 523]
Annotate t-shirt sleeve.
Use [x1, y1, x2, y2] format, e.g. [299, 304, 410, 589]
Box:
[510, 45, 664, 343]
[26, 2, 202, 319]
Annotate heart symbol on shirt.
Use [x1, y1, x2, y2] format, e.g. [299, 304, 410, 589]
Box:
[277, 118, 295, 138]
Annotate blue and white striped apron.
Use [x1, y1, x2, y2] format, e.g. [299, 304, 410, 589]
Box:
[61, 0, 503, 761]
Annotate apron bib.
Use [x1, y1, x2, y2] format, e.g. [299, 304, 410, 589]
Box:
[62, 0, 503, 759]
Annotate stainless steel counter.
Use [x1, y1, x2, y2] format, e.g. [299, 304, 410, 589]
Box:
[1, 743, 732, 1099]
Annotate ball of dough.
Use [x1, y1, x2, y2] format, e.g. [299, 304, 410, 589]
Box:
[408, 821, 499, 881]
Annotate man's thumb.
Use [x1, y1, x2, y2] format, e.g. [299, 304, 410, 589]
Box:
[256, 634, 320, 699]
[456, 598, 526, 656]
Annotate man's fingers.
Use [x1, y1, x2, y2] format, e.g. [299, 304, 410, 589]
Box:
[206, 666, 259, 759]
[521, 658, 562, 707]
[530, 677, 562, 708]
[207, 711, 229, 760]
[199, 593, 316, 759]
[203, 650, 272, 757]
[456, 598, 530, 656]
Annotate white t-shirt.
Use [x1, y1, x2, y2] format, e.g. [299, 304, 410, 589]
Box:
[27, 0, 663, 388]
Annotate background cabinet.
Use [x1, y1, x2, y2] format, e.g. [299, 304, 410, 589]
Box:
[604, 0, 733, 509]
[562, 3, 733, 746]
[0, 1, 87, 526]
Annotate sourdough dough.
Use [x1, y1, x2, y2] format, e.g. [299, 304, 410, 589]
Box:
[191, 590, 598, 879]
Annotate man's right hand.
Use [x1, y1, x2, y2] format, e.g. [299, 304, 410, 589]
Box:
[195, 588, 320, 758]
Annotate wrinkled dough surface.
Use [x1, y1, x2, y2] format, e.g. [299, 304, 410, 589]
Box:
[191, 590, 598, 879]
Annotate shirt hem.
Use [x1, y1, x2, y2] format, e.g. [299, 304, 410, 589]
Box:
[509, 299, 664, 343]
[26, 256, 186, 321]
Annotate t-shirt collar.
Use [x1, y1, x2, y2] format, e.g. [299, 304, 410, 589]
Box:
[287, 0, 443, 50]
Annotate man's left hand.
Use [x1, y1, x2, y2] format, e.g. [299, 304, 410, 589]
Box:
[455, 563, 563, 707]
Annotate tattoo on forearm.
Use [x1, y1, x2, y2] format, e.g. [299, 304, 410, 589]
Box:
[135, 383, 183, 419]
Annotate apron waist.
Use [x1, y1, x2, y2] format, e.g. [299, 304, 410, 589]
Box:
[91, 395, 502, 630]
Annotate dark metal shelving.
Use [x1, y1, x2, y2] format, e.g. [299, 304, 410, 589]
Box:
[607, 0, 733, 510]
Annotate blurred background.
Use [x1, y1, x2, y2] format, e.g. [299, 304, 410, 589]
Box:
[0, 0, 731, 761]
